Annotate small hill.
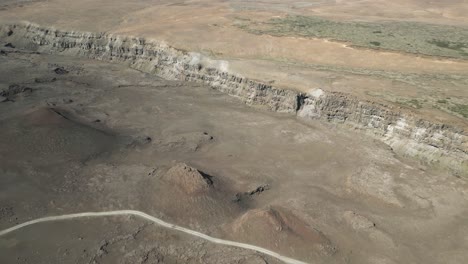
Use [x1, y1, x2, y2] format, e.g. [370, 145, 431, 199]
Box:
[162, 163, 214, 194]
[227, 207, 336, 262]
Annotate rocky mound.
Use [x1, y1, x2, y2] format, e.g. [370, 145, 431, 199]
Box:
[227, 207, 336, 262]
[148, 163, 240, 226]
[162, 163, 214, 194]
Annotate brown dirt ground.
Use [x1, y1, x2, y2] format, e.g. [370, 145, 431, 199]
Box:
[0, 45, 467, 264]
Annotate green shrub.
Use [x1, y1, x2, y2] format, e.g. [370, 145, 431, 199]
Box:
[450, 104, 468, 118]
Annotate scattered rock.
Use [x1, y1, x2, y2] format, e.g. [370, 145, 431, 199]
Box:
[7, 30, 13, 36]
[163, 163, 213, 194]
[203, 131, 214, 139]
[34, 77, 57, 83]
[147, 167, 159, 177]
[1, 84, 33, 99]
[0, 96, 8, 103]
[54, 67, 69, 75]
[248, 184, 270, 195]
[48, 63, 84, 74]
[0, 50, 6, 56]
[343, 211, 375, 230]
[233, 184, 270, 202]
[4, 43, 15, 48]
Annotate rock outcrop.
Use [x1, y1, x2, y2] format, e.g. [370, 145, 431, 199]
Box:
[1, 23, 466, 176]
[299, 89, 467, 174]
[1, 84, 33, 99]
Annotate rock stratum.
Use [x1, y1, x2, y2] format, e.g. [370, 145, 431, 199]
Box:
[1, 22, 466, 176]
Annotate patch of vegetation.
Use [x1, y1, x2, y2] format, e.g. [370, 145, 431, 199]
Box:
[428, 39, 468, 53]
[430, 40, 451, 48]
[398, 99, 423, 109]
[238, 15, 468, 59]
[450, 104, 468, 118]
[407, 99, 423, 109]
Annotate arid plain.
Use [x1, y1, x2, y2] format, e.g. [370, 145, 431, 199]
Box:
[0, 1, 467, 264]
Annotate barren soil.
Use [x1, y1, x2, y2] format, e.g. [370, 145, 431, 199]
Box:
[0, 43, 467, 264]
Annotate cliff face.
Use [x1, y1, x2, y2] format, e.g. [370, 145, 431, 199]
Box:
[1, 24, 300, 113]
[1, 23, 466, 176]
[299, 91, 467, 174]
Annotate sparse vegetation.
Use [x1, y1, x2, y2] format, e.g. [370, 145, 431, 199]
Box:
[450, 103, 468, 118]
[407, 99, 423, 109]
[237, 15, 468, 59]
[398, 99, 423, 109]
[428, 39, 468, 51]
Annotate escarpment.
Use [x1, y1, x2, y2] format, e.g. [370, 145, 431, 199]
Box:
[299, 91, 467, 174]
[1, 23, 466, 175]
[1, 23, 299, 113]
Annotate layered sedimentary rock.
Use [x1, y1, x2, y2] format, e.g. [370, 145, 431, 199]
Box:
[1, 23, 466, 175]
[1, 23, 299, 113]
[299, 90, 467, 174]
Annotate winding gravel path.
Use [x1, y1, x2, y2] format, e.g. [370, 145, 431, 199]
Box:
[0, 210, 309, 264]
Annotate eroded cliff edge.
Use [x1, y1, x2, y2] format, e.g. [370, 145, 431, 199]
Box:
[1, 23, 466, 176]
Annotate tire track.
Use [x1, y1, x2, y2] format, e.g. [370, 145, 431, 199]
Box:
[0, 210, 310, 264]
